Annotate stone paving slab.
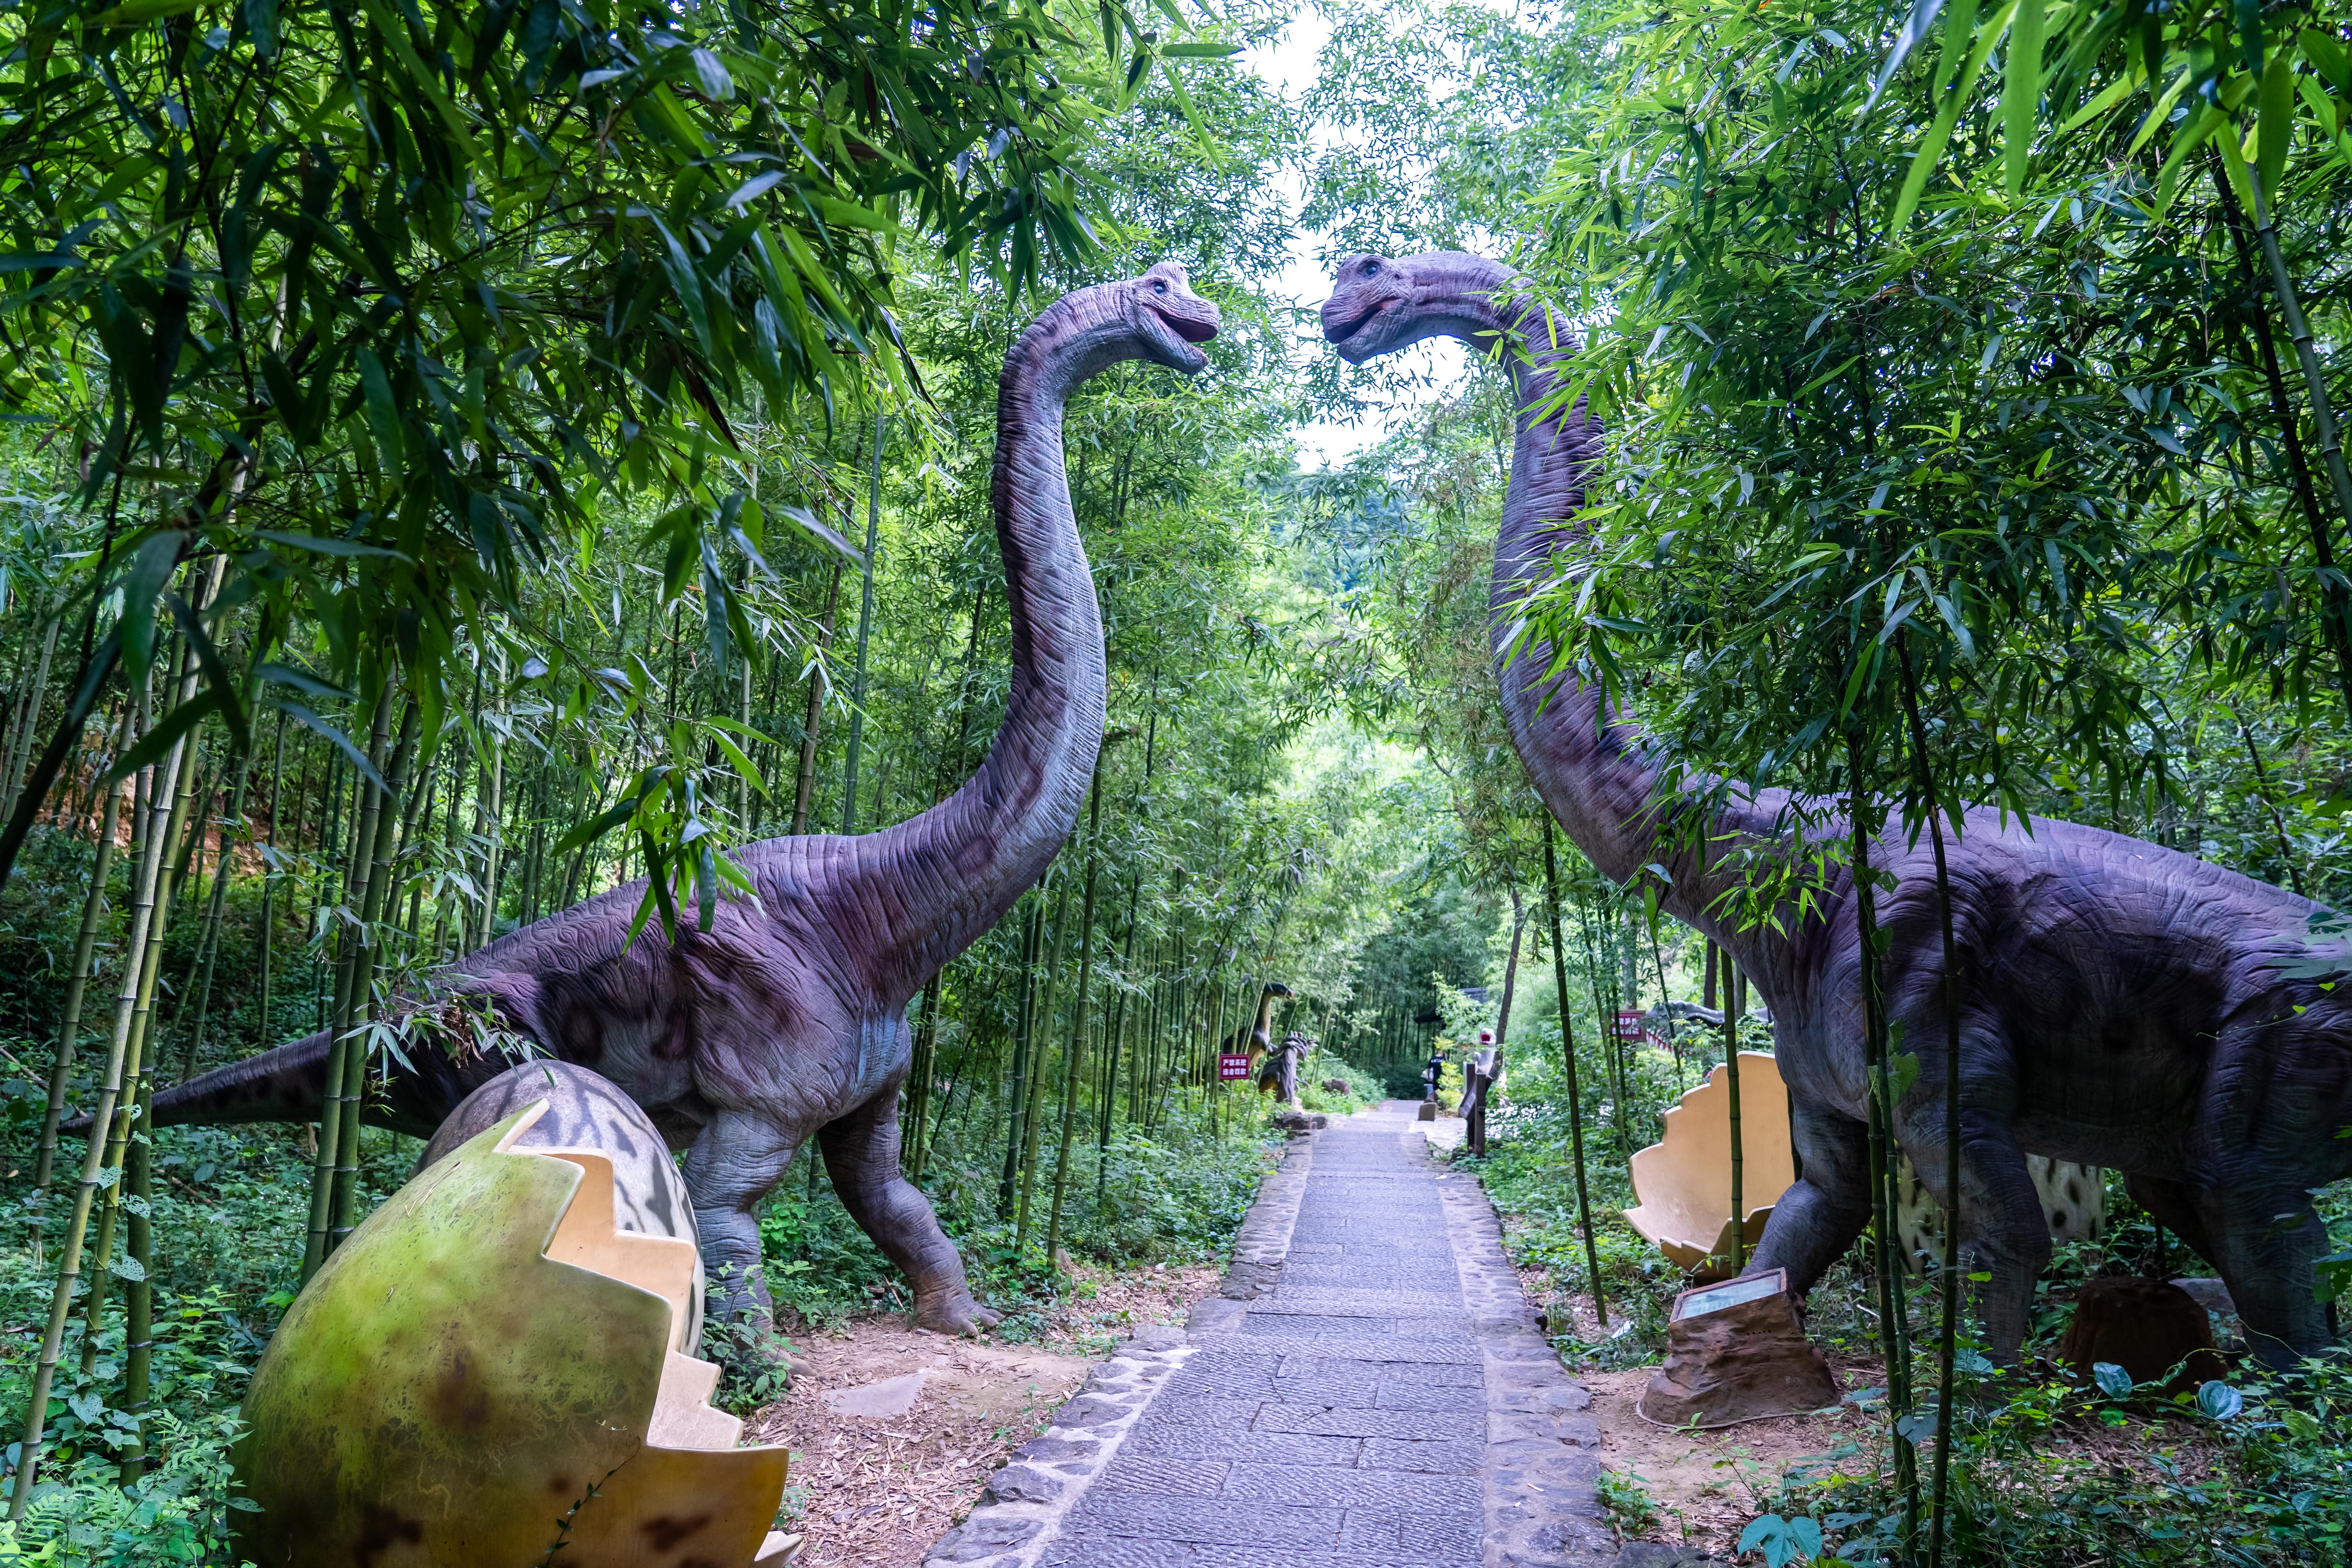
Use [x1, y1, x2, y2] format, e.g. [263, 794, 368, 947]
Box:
[923, 1103, 1614, 1568]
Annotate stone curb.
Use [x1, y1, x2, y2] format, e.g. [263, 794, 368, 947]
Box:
[1423, 1130, 1617, 1568]
[920, 1136, 1315, 1568]
[919, 1328, 1196, 1568]
[1207, 1122, 1315, 1309]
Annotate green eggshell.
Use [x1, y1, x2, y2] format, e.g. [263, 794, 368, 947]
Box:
[234, 1108, 674, 1566]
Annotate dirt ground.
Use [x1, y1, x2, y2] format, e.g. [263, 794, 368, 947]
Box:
[745, 1259, 1222, 1568]
[1536, 1282, 2234, 1559]
[1581, 1360, 1885, 1554]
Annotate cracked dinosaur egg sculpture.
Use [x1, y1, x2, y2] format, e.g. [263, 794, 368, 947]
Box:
[232, 1098, 792, 1567]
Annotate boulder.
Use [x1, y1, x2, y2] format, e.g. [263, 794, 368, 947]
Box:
[2058, 1276, 2226, 1392]
[1639, 1269, 1838, 1428]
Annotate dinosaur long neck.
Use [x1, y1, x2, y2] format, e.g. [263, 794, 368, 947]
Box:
[1431, 255, 1769, 943]
[813, 294, 1129, 1006]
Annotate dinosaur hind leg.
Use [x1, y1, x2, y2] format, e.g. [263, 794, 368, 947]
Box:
[818, 1087, 1000, 1334]
[1746, 1097, 1873, 1293]
[684, 1108, 800, 1364]
[2201, 1187, 2333, 1368]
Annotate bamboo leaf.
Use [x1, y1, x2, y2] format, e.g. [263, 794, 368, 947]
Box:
[165, 592, 250, 755]
[119, 531, 186, 678]
[102, 690, 222, 788]
[270, 700, 386, 794]
[1862, 0, 1948, 112]
[2002, 0, 2043, 197]
[1889, 0, 2017, 234]
[251, 530, 409, 561]
[2257, 47, 2295, 203]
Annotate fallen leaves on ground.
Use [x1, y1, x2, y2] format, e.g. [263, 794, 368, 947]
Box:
[748, 1258, 1221, 1568]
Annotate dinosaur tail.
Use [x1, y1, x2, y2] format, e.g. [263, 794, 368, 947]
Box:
[86, 1029, 336, 1134]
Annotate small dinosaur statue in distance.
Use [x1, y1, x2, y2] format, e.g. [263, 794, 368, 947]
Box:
[1321, 250, 2352, 1366]
[1258, 1032, 1312, 1108]
[1221, 981, 1292, 1063]
[127, 263, 1220, 1348]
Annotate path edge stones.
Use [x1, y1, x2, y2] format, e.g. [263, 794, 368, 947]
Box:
[1427, 1127, 1617, 1568]
[920, 1130, 1317, 1568]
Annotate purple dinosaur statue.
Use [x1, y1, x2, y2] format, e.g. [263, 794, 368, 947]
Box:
[131, 263, 1220, 1345]
[1321, 249, 2352, 1367]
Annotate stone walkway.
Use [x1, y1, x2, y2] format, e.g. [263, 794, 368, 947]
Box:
[926, 1101, 1616, 1568]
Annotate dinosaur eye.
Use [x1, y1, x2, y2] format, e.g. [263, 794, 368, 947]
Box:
[1361, 259, 1379, 276]
[1152, 279, 1166, 292]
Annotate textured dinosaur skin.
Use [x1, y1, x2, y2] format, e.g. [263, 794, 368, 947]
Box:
[139, 264, 1220, 1345]
[1322, 250, 2352, 1366]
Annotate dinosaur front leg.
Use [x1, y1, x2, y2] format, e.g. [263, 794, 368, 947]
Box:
[683, 1108, 800, 1362]
[818, 1087, 1002, 1335]
[1746, 1096, 1873, 1294]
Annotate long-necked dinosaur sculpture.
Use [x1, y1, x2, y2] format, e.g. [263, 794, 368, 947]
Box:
[130, 263, 1220, 1346]
[1321, 250, 2352, 1365]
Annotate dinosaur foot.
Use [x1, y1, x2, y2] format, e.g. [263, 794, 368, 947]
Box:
[915, 1293, 1002, 1336]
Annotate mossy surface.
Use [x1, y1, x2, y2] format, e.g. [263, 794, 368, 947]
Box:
[234, 1108, 669, 1565]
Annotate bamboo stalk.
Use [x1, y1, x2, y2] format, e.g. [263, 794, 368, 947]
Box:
[32, 706, 134, 1198]
[1900, 638, 1967, 1568]
[474, 656, 505, 951]
[330, 700, 420, 1248]
[1847, 727, 1920, 1541]
[1725, 965, 1745, 1271]
[10, 558, 216, 1518]
[254, 709, 287, 1051]
[1046, 773, 1103, 1265]
[302, 687, 390, 1281]
[1014, 867, 1073, 1255]
[177, 744, 254, 1080]
[2248, 183, 2352, 555]
[998, 889, 1042, 1218]
[840, 414, 885, 837]
[790, 560, 843, 837]
[85, 653, 209, 1375]
[119, 1070, 155, 1482]
[1, 612, 60, 820]
[1543, 817, 1607, 1328]
[906, 973, 940, 1182]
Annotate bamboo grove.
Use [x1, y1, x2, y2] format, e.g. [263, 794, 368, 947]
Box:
[1, 0, 2350, 1559]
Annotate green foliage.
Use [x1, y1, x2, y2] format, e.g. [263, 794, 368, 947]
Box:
[0, 1089, 410, 1561]
[757, 1103, 1273, 1332]
[1594, 1465, 1662, 1540]
[0, 1408, 251, 1566]
[1767, 1355, 2352, 1566]
[1298, 1055, 1383, 1115]
[0, 0, 1238, 907]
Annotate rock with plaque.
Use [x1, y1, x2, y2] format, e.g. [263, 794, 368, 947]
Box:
[1637, 1268, 1838, 1428]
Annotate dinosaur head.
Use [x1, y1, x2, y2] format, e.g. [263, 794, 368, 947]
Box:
[1264, 981, 1296, 998]
[1320, 250, 1509, 364]
[1123, 260, 1220, 372]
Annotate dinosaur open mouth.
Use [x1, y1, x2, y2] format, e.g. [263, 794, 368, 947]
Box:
[1324, 303, 1382, 344]
[1148, 303, 1218, 343]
